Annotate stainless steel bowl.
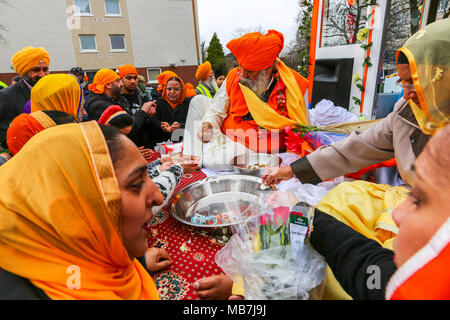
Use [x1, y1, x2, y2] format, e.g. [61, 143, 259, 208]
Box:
[170, 175, 274, 231]
[230, 153, 282, 177]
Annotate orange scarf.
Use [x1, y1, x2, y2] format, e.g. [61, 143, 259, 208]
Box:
[0, 122, 159, 300]
[6, 111, 56, 155]
[161, 75, 186, 109]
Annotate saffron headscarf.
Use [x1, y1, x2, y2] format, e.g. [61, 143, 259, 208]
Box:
[6, 111, 56, 155]
[156, 71, 178, 93]
[396, 18, 450, 135]
[161, 75, 186, 109]
[227, 30, 284, 71]
[0, 121, 160, 300]
[195, 61, 212, 81]
[30, 74, 83, 121]
[11, 46, 50, 76]
[98, 105, 129, 125]
[185, 83, 197, 97]
[117, 65, 138, 79]
[88, 69, 120, 95]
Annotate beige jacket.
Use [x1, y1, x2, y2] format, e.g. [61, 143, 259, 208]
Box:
[291, 98, 430, 187]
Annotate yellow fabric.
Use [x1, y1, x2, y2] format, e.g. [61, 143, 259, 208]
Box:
[396, 18, 450, 135]
[238, 58, 309, 130]
[30, 74, 83, 121]
[315, 180, 409, 300]
[11, 46, 50, 76]
[30, 111, 56, 129]
[0, 122, 160, 300]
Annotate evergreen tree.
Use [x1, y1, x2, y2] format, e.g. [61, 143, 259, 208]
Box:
[206, 33, 227, 74]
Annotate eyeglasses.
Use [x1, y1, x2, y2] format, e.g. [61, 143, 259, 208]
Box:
[396, 79, 416, 92]
[29, 66, 49, 73]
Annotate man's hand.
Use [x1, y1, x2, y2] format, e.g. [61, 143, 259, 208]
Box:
[261, 166, 295, 185]
[141, 101, 157, 116]
[194, 275, 233, 300]
[145, 247, 172, 273]
[197, 122, 213, 143]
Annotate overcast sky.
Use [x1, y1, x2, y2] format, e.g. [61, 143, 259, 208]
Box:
[196, 0, 300, 54]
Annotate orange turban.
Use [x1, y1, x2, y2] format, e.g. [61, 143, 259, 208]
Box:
[88, 69, 120, 94]
[11, 46, 50, 76]
[226, 30, 284, 71]
[7, 112, 56, 155]
[117, 64, 138, 79]
[185, 83, 197, 97]
[156, 71, 178, 92]
[195, 61, 212, 81]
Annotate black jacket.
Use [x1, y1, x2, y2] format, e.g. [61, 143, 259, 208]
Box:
[0, 79, 31, 149]
[148, 97, 192, 147]
[310, 209, 397, 300]
[85, 92, 153, 148]
[0, 256, 149, 300]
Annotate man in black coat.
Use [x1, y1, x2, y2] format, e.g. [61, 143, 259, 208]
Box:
[84, 68, 155, 148]
[0, 46, 50, 149]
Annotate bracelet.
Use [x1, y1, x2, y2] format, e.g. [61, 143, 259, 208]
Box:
[203, 122, 213, 130]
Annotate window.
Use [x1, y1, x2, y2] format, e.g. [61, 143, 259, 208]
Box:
[74, 0, 91, 15]
[105, 0, 121, 15]
[109, 35, 126, 51]
[147, 68, 162, 84]
[79, 35, 97, 51]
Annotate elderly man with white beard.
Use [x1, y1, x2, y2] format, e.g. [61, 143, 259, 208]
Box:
[195, 61, 219, 99]
[182, 30, 310, 170]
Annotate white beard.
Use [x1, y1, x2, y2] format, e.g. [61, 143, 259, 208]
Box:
[206, 77, 219, 92]
[240, 70, 272, 99]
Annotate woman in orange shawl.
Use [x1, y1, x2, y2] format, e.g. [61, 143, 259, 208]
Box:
[0, 121, 165, 299]
[149, 74, 192, 146]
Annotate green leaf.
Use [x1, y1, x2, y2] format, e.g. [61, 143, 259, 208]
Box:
[356, 84, 365, 92]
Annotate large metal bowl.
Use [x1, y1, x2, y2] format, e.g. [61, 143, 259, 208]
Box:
[230, 153, 282, 177]
[170, 175, 274, 231]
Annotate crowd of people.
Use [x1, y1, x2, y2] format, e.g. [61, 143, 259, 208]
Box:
[0, 17, 448, 300]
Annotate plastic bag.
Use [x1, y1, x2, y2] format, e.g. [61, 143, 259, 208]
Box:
[309, 99, 359, 126]
[215, 191, 326, 300]
[308, 131, 347, 146]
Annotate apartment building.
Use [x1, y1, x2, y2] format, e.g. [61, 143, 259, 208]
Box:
[0, 0, 200, 87]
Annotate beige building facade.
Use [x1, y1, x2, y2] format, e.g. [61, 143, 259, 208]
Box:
[0, 0, 200, 86]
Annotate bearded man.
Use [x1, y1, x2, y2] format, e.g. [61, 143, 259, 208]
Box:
[195, 61, 219, 98]
[0, 46, 50, 149]
[183, 30, 309, 168]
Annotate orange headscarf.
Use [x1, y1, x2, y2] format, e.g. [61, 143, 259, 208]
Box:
[185, 83, 197, 97]
[0, 121, 160, 300]
[6, 111, 56, 155]
[117, 65, 138, 79]
[163, 76, 186, 109]
[156, 71, 178, 93]
[30, 74, 84, 121]
[11, 46, 50, 76]
[227, 30, 284, 71]
[88, 69, 120, 94]
[195, 61, 212, 81]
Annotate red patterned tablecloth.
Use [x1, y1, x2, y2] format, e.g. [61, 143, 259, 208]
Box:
[146, 153, 227, 300]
